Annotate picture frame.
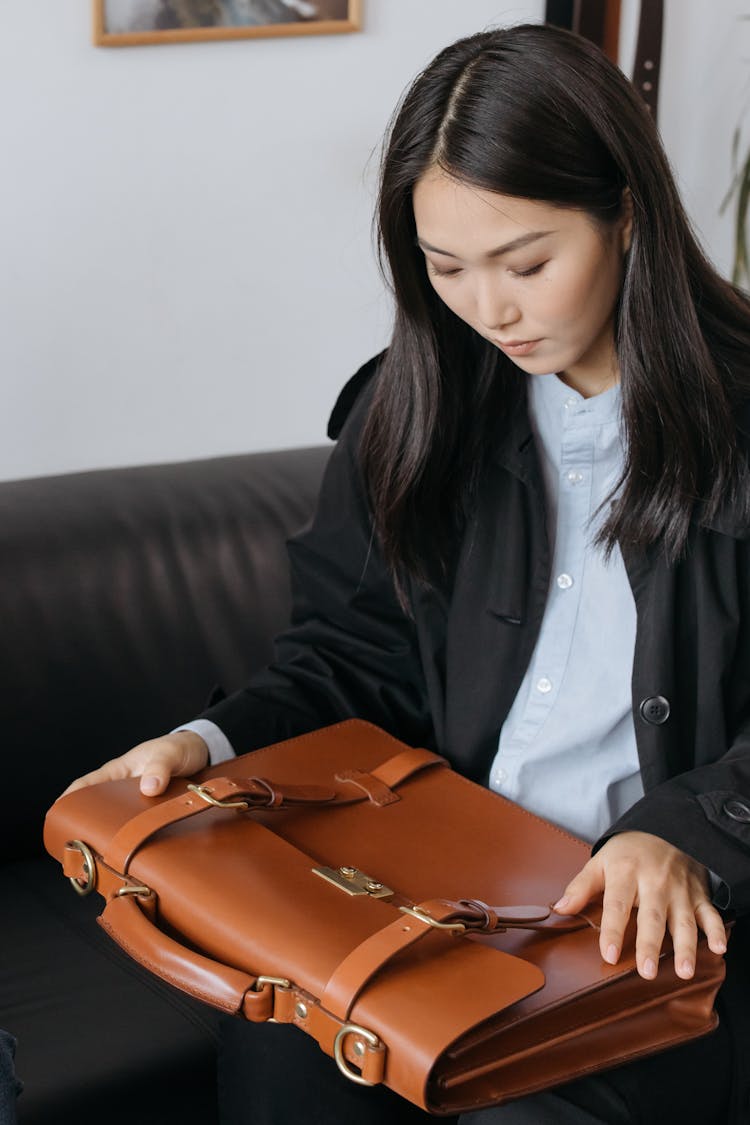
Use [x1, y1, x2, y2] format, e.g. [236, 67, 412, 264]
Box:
[93, 0, 362, 47]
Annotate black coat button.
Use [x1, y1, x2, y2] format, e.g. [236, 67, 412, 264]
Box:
[639, 696, 671, 725]
[723, 800, 750, 824]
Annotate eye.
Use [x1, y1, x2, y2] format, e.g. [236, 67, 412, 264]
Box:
[427, 263, 462, 279]
[511, 261, 547, 278]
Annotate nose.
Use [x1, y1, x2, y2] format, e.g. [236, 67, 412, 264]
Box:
[474, 272, 520, 332]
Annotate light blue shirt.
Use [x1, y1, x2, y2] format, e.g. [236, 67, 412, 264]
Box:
[488, 373, 643, 843]
[176, 717, 236, 766]
[179, 373, 644, 845]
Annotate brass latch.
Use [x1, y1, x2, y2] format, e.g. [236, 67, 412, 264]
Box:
[312, 865, 394, 899]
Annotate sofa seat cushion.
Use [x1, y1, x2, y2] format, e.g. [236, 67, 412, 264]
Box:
[3, 856, 220, 1124]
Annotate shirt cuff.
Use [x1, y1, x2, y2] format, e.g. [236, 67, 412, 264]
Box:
[171, 719, 236, 766]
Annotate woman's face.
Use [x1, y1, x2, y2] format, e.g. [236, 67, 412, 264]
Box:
[412, 171, 632, 398]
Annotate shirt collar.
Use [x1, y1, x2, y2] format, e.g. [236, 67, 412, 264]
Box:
[529, 372, 622, 427]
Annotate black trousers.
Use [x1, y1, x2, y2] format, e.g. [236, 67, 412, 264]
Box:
[0, 1031, 20, 1125]
[217, 1010, 732, 1125]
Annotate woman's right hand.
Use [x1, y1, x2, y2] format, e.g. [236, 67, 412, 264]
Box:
[60, 730, 209, 799]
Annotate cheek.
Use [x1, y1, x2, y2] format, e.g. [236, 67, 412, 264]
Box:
[537, 258, 618, 331]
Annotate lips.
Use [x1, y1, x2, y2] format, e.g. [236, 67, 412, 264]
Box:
[496, 338, 542, 356]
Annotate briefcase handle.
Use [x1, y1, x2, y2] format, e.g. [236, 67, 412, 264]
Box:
[98, 893, 278, 1022]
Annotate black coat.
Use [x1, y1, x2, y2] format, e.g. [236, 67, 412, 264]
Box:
[202, 358, 750, 1120]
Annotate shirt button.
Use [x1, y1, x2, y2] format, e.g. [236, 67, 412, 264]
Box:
[536, 677, 552, 694]
[564, 397, 578, 410]
[494, 769, 508, 785]
[566, 470, 584, 485]
[556, 573, 574, 590]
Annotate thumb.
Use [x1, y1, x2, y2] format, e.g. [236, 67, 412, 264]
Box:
[138, 752, 176, 796]
[553, 856, 604, 914]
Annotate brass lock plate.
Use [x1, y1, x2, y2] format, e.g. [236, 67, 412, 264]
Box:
[312, 866, 394, 899]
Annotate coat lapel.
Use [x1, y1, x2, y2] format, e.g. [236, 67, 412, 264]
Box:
[444, 401, 551, 780]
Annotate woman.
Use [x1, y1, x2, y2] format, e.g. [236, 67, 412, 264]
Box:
[66, 23, 750, 1125]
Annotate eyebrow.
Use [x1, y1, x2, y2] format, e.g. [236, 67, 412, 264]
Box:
[416, 230, 555, 259]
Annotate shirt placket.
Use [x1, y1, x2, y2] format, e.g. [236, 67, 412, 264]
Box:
[493, 406, 595, 798]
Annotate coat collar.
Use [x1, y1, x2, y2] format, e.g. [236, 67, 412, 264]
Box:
[489, 384, 538, 484]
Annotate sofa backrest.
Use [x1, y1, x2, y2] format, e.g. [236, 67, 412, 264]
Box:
[1, 446, 330, 858]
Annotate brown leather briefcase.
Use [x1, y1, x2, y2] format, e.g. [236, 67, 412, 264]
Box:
[44, 720, 726, 1115]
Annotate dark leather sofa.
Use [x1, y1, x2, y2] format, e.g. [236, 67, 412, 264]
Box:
[1, 445, 330, 1124]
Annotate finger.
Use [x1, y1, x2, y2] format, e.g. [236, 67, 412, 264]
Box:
[600, 877, 637, 967]
[695, 901, 728, 957]
[633, 890, 672, 979]
[136, 733, 209, 794]
[137, 751, 179, 795]
[667, 906, 699, 979]
[60, 756, 134, 796]
[552, 859, 604, 915]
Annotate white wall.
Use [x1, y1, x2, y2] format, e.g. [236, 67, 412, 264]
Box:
[0, 0, 542, 481]
[619, 0, 749, 275]
[0, 0, 744, 481]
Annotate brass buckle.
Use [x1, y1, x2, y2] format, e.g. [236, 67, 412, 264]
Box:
[115, 884, 153, 898]
[252, 975, 292, 1024]
[68, 839, 96, 897]
[186, 783, 249, 811]
[333, 1024, 380, 1086]
[399, 905, 466, 933]
[253, 975, 292, 992]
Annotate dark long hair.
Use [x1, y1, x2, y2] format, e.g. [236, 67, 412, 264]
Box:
[361, 22, 750, 589]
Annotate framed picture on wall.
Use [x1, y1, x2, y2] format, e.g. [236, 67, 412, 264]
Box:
[93, 0, 362, 46]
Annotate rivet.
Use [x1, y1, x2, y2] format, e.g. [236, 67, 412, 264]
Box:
[295, 1002, 308, 1019]
[365, 881, 383, 892]
[644, 59, 654, 70]
[642, 81, 653, 91]
[353, 1040, 365, 1057]
[339, 866, 357, 878]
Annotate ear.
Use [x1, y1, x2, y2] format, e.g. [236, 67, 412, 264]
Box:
[620, 187, 633, 254]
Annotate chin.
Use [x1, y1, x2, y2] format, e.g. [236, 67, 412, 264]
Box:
[505, 355, 559, 376]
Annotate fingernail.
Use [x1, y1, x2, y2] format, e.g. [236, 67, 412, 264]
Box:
[141, 776, 160, 794]
[712, 941, 727, 955]
[605, 944, 618, 964]
[643, 958, 657, 979]
[680, 959, 694, 977]
[553, 896, 570, 913]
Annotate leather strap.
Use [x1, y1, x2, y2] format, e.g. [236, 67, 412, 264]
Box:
[370, 747, 447, 788]
[335, 749, 446, 806]
[632, 0, 664, 117]
[334, 769, 401, 807]
[321, 899, 470, 1021]
[321, 899, 592, 1022]
[105, 748, 449, 873]
[106, 776, 335, 873]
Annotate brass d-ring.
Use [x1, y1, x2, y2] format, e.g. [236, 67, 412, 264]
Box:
[333, 1024, 380, 1086]
[68, 839, 96, 897]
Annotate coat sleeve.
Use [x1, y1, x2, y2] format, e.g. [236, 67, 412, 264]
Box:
[594, 744, 750, 914]
[197, 381, 435, 756]
[594, 527, 750, 915]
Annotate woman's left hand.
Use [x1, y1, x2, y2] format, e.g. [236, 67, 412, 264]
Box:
[552, 830, 728, 980]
